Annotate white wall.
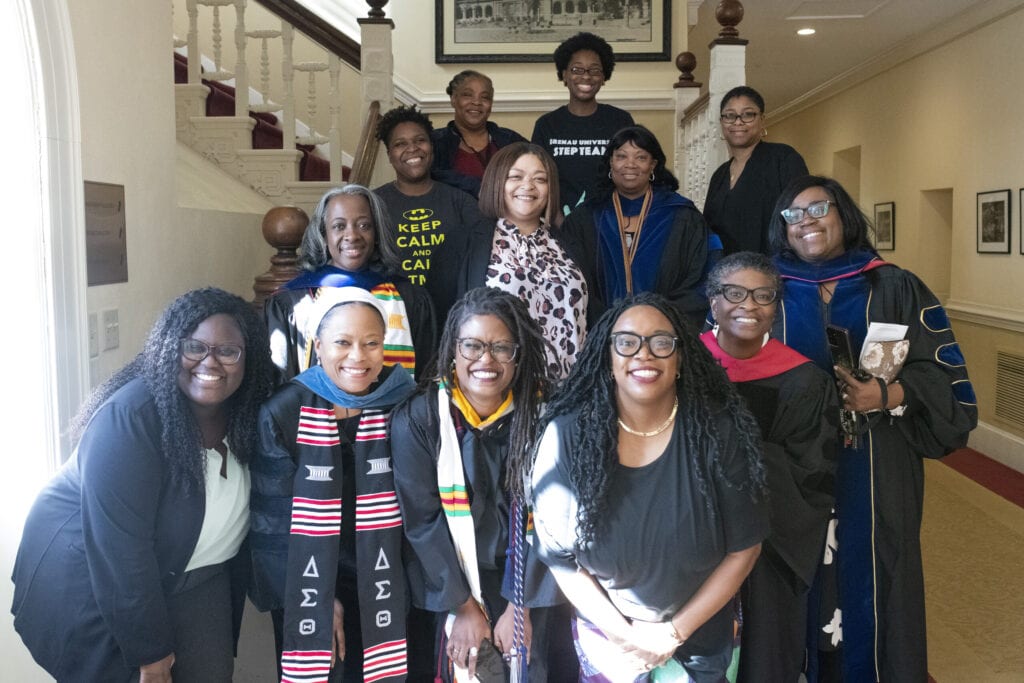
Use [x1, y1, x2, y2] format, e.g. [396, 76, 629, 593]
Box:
[74, 0, 272, 385]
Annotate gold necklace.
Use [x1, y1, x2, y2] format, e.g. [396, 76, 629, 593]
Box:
[618, 397, 678, 437]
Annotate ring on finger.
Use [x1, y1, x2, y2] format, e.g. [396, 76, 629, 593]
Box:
[469, 646, 479, 657]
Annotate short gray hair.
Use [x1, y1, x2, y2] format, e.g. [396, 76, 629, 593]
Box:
[297, 184, 399, 274]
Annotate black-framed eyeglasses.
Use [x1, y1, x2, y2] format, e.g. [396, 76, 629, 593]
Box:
[610, 332, 678, 359]
[568, 66, 603, 78]
[781, 199, 831, 225]
[720, 111, 760, 124]
[180, 339, 244, 365]
[716, 284, 779, 305]
[456, 338, 519, 364]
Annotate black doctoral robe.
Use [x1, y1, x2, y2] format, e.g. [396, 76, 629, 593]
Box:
[701, 333, 839, 682]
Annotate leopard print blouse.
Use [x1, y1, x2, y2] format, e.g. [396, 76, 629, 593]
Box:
[485, 218, 588, 379]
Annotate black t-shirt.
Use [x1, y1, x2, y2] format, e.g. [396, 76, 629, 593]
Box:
[531, 103, 635, 215]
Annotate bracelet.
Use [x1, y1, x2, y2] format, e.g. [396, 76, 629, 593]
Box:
[886, 379, 908, 417]
[875, 376, 888, 412]
[666, 620, 685, 644]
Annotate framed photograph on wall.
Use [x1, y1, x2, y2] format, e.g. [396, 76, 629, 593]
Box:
[435, 0, 672, 64]
[873, 202, 895, 251]
[977, 189, 1011, 253]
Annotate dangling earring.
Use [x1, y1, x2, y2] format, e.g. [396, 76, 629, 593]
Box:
[676, 370, 681, 379]
[649, 172, 655, 182]
[608, 171, 613, 179]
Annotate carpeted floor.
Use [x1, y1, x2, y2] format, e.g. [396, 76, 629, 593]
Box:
[922, 450, 1024, 682]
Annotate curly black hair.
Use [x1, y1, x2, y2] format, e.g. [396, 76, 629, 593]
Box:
[70, 288, 275, 490]
[540, 292, 765, 549]
[376, 104, 433, 148]
[434, 286, 553, 500]
[594, 125, 680, 199]
[553, 31, 616, 82]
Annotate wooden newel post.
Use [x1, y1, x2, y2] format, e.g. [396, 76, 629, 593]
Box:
[252, 205, 309, 309]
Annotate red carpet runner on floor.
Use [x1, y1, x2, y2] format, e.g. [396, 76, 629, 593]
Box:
[941, 447, 1024, 509]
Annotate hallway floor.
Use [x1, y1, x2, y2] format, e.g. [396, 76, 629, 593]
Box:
[234, 450, 1024, 682]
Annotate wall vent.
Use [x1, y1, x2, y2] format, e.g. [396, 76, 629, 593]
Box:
[995, 350, 1024, 430]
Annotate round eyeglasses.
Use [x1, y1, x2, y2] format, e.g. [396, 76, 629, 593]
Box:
[781, 199, 831, 225]
[456, 338, 519, 364]
[720, 111, 760, 124]
[610, 332, 678, 359]
[180, 338, 244, 365]
[716, 284, 778, 305]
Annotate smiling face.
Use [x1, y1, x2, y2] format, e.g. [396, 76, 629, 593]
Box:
[177, 313, 246, 418]
[454, 314, 516, 418]
[711, 268, 778, 358]
[451, 76, 493, 132]
[313, 303, 385, 395]
[564, 49, 605, 105]
[609, 141, 657, 199]
[502, 153, 549, 233]
[610, 305, 679, 410]
[325, 194, 376, 271]
[785, 186, 846, 263]
[387, 121, 433, 185]
[719, 95, 763, 149]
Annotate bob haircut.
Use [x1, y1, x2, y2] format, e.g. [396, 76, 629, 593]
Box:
[297, 184, 400, 274]
[445, 69, 493, 97]
[376, 104, 433, 148]
[705, 251, 782, 298]
[768, 175, 876, 258]
[478, 142, 562, 229]
[553, 31, 616, 82]
[595, 125, 680, 198]
[720, 85, 766, 114]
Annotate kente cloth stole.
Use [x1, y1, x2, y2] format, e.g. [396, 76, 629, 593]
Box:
[298, 283, 417, 376]
[435, 384, 514, 614]
[280, 405, 408, 683]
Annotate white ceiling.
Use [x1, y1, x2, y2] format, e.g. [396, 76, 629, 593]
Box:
[685, 0, 1019, 117]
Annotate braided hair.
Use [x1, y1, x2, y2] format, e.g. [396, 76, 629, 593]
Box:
[541, 292, 765, 549]
[434, 286, 553, 501]
[70, 288, 275, 490]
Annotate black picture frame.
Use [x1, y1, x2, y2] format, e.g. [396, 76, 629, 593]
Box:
[977, 189, 1011, 254]
[435, 1, 672, 64]
[873, 202, 895, 251]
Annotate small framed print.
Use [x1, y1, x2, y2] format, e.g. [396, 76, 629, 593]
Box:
[1020, 189, 1024, 254]
[873, 202, 895, 251]
[977, 189, 1011, 254]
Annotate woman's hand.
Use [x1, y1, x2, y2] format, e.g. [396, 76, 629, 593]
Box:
[835, 366, 895, 413]
[622, 620, 683, 670]
[493, 604, 531, 662]
[139, 653, 174, 683]
[332, 598, 346, 664]
[448, 597, 492, 679]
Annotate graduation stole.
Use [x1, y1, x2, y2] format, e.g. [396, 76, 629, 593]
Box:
[435, 383, 514, 615]
[284, 265, 417, 376]
[279, 395, 408, 683]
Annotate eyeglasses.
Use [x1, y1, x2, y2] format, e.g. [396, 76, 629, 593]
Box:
[456, 338, 519, 364]
[780, 199, 831, 225]
[720, 111, 760, 124]
[610, 332, 678, 359]
[180, 339, 244, 365]
[716, 284, 778, 305]
[568, 66, 603, 78]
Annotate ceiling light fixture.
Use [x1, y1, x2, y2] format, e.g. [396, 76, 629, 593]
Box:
[797, 27, 816, 36]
